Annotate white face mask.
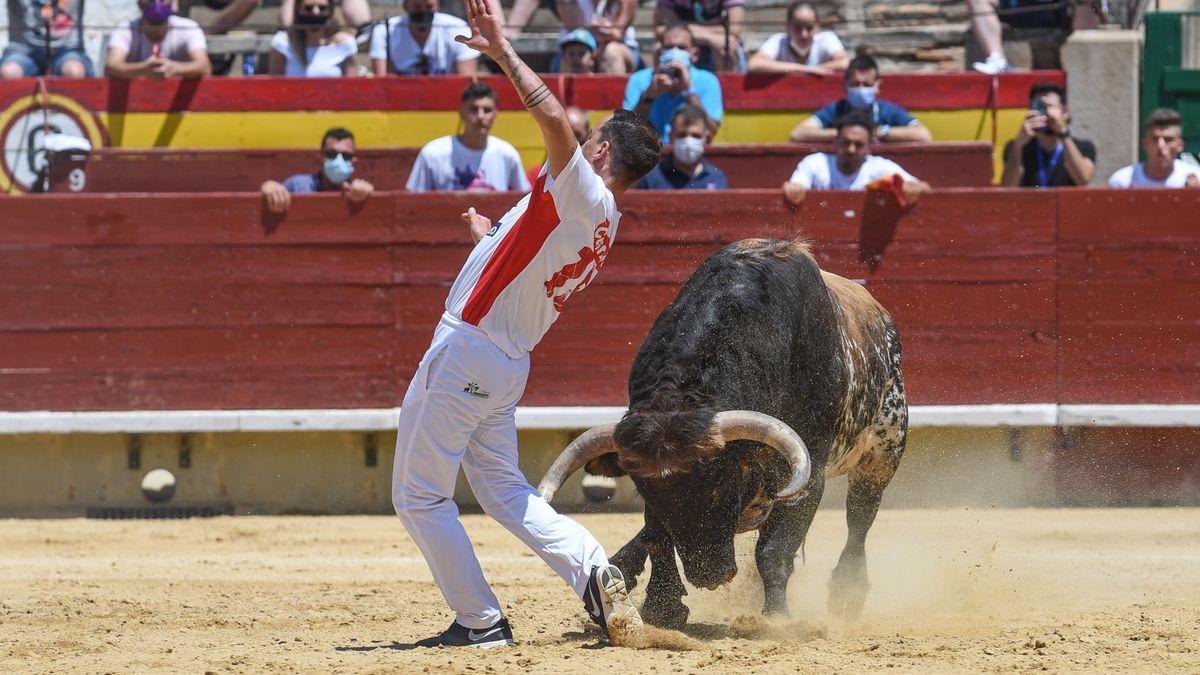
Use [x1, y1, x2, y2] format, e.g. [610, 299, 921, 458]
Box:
[673, 136, 705, 165]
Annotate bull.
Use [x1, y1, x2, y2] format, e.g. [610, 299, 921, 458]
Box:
[537, 238, 908, 627]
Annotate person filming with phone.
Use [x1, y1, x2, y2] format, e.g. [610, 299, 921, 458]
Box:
[1001, 82, 1096, 188]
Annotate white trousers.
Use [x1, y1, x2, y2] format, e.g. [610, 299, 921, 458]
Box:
[392, 313, 609, 629]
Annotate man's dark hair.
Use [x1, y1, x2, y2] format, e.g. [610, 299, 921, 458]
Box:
[671, 104, 711, 133]
[844, 54, 878, 83]
[660, 23, 694, 48]
[320, 127, 354, 147]
[1028, 81, 1066, 105]
[601, 108, 663, 183]
[833, 109, 876, 137]
[462, 81, 497, 104]
[786, 1, 816, 23]
[1146, 107, 1183, 131]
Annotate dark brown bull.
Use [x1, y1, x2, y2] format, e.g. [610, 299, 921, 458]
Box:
[538, 238, 907, 627]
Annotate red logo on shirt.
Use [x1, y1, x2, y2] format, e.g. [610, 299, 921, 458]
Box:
[544, 219, 611, 312]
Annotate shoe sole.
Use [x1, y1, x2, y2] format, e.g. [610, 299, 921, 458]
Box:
[594, 565, 644, 641]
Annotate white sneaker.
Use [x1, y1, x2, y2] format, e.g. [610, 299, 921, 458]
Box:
[973, 55, 1013, 75]
[583, 564, 643, 641]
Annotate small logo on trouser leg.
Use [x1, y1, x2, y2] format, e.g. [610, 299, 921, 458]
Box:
[463, 381, 492, 399]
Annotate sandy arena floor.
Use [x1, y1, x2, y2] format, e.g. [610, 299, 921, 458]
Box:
[1, 508, 1198, 673]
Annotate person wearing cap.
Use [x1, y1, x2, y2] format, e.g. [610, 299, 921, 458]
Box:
[621, 25, 724, 143]
[555, 28, 596, 74]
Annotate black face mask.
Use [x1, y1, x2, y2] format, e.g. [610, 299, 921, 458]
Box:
[408, 10, 434, 27]
[295, 11, 330, 24]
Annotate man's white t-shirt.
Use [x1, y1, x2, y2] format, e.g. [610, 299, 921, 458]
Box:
[444, 147, 618, 359]
[755, 31, 844, 66]
[407, 136, 532, 193]
[367, 13, 476, 74]
[1107, 159, 1200, 189]
[789, 152, 917, 190]
[270, 31, 356, 77]
[107, 16, 207, 62]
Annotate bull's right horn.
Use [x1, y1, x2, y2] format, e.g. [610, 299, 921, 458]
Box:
[536, 424, 618, 502]
[714, 410, 812, 501]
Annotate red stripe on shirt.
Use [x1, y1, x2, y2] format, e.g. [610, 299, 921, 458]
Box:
[461, 172, 561, 326]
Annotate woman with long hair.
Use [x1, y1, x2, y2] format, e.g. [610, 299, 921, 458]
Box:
[268, 0, 357, 76]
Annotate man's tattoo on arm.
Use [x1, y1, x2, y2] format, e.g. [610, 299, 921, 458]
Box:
[522, 84, 552, 109]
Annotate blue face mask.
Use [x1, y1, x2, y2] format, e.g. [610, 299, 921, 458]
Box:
[322, 153, 354, 184]
[846, 85, 878, 109]
[658, 47, 692, 68]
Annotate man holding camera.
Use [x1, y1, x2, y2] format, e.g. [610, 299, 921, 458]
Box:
[622, 25, 723, 142]
[1001, 82, 1096, 188]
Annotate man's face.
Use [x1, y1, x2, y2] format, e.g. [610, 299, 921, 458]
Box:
[460, 96, 498, 136]
[582, 115, 610, 167]
[670, 120, 707, 145]
[1143, 124, 1184, 165]
[561, 43, 595, 74]
[845, 67, 878, 89]
[322, 136, 357, 164]
[658, 29, 696, 63]
[404, 0, 438, 16]
[835, 124, 870, 170]
[787, 7, 818, 49]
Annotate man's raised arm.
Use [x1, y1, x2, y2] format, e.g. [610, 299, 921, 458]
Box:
[456, 0, 577, 178]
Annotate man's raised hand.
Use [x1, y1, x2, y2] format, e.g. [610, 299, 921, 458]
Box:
[456, 0, 506, 57]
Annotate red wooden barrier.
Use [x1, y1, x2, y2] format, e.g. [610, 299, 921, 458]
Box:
[0, 189, 1193, 412]
[50, 142, 994, 194]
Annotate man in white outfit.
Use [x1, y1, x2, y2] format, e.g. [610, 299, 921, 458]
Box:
[1108, 108, 1200, 189]
[392, 0, 663, 649]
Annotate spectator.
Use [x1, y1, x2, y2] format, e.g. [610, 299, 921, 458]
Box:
[527, 106, 591, 185]
[1108, 108, 1200, 189]
[506, 0, 640, 73]
[2, 0, 92, 78]
[654, 0, 744, 72]
[106, 0, 212, 79]
[636, 105, 728, 190]
[260, 127, 375, 214]
[407, 82, 531, 192]
[783, 110, 930, 205]
[788, 55, 932, 143]
[1001, 82, 1095, 187]
[968, 0, 1067, 75]
[369, 0, 478, 76]
[622, 26, 724, 143]
[748, 2, 848, 76]
[269, 0, 358, 76]
[556, 28, 596, 74]
[280, 0, 371, 34]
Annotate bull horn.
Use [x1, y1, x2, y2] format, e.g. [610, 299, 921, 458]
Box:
[714, 410, 812, 500]
[536, 424, 618, 502]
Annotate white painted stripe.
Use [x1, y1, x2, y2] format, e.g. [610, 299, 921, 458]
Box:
[0, 404, 1195, 434]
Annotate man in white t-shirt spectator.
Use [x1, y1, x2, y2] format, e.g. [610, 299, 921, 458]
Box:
[783, 110, 929, 205]
[748, 2, 848, 76]
[105, 0, 212, 79]
[369, 0, 478, 75]
[1108, 108, 1200, 190]
[407, 82, 532, 192]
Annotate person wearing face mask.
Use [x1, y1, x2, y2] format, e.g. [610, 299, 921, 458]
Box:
[622, 25, 724, 143]
[748, 1, 848, 76]
[1109, 109, 1200, 189]
[368, 0, 478, 76]
[260, 127, 375, 214]
[269, 0, 358, 76]
[788, 54, 931, 144]
[1001, 82, 1096, 187]
[635, 105, 727, 190]
[105, 0, 212, 79]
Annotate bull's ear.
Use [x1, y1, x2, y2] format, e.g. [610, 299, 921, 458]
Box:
[584, 452, 626, 477]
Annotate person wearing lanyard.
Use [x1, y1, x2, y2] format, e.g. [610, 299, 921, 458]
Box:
[1002, 81, 1097, 188]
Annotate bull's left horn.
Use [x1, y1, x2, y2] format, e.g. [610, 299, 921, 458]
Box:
[536, 424, 619, 502]
[714, 410, 812, 500]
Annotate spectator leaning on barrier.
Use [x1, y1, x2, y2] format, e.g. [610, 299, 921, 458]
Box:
[1001, 82, 1095, 188]
[1, 0, 92, 78]
[636, 104, 728, 190]
[748, 1, 848, 76]
[106, 0, 212, 79]
[783, 109, 930, 205]
[407, 82, 531, 192]
[622, 25, 724, 143]
[788, 55, 931, 144]
[654, 0, 745, 72]
[1108, 109, 1200, 189]
[269, 0, 358, 76]
[369, 0, 478, 76]
[556, 28, 596, 74]
[260, 127, 375, 213]
[527, 106, 591, 186]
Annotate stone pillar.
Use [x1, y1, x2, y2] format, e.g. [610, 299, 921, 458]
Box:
[1061, 29, 1142, 185]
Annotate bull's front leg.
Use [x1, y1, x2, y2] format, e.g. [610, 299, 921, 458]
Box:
[608, 526, 650, 591]
[755, 478, 824, 616]
[639, 514, 690, 629]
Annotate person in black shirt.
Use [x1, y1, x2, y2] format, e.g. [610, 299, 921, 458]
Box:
[1002, 82, 1096, 187]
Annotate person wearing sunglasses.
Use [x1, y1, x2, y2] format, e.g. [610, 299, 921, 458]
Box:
[260, 127, 375, 213]
[748, 1, 848, 76]
[269, 0, 358, 76]
[368, 0, 478, 76]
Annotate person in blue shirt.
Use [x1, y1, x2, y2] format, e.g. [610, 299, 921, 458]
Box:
[636, 105, 729, 190]
[788, 54, 932, 144]
[622, 25, 724, 143]
[260, 127, 375, 213]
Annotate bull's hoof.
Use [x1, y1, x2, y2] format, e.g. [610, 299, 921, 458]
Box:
[641, 595, 689, 629]
[827, 567, 870, 620]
